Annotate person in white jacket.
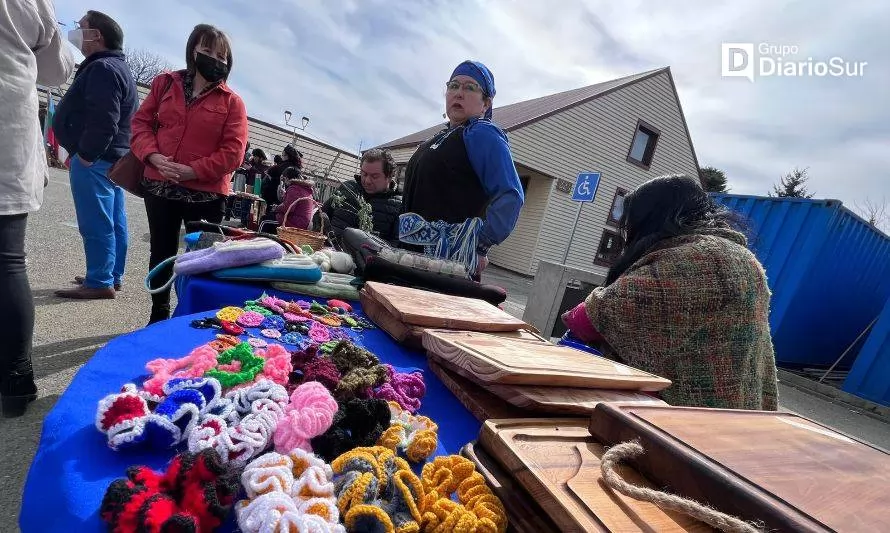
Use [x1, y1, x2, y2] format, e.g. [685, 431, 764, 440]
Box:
[0, 0, 75, 417]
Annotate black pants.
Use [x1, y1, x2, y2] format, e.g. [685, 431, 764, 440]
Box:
[144, 194, 225, 310]
[0, 214, 34, 378]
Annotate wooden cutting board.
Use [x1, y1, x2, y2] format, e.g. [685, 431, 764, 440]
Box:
[363, 281, 529, 331]
[487, 383, 667, 414]
[589, 404, 890, 533]
[479, 418, 710, 533]
[427, 361, 525, 421]
[460, 442, 560, 533]
[423, 330, 672, 391]
[360, 290, 425, 348]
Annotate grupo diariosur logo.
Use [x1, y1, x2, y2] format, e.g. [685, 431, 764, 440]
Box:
[721, 43, 867, 82]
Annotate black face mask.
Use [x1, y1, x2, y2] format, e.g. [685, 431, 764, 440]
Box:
[194, 51, 229, 83]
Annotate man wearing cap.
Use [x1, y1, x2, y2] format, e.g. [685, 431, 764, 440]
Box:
[400, 60, 524, 279]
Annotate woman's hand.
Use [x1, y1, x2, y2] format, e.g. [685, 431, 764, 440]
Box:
[163, 162, 198, 182]
[147, 153, 180, 180]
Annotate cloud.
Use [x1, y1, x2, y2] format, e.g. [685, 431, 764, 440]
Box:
[55, 0, 889, 214]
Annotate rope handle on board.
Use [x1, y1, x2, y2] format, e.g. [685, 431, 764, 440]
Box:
[600, 440, 764, 533]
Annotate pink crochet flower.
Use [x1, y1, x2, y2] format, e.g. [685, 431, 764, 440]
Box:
[372, 365, 426, 413]
[143, 344, 219, 397]
[260, 295, 288, 315]
[308, 322, 330, 343]
[237, 311, 266, 328]
[255, 344, 293, 386]
[273, 382, 338, 454]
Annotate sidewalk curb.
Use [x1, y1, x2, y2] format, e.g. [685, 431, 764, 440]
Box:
[778, 369, 890, 424]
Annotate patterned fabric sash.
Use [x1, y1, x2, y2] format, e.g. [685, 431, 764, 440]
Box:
[398, 212, 481, 278]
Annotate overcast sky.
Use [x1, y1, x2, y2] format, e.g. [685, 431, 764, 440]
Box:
[55, 0, 889, 225]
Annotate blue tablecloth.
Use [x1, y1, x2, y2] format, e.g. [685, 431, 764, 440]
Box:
[20, 303, 481, 532]
[173, 275, 316, 318]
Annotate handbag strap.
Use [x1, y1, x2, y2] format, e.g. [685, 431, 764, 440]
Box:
[282, 197, 314, 228]
[144, 255, 179, 295]
[151, 75, 176, 133]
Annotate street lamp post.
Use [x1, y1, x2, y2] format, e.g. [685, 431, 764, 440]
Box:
[284, 110, 310, 145]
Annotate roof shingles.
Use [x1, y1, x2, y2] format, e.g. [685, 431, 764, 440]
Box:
[376, 67, 667, 149]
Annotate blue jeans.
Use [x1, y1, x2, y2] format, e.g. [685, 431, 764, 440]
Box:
[69, 156, 128, 288]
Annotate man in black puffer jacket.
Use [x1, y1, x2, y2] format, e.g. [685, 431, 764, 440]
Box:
[321, 149, 402, 247]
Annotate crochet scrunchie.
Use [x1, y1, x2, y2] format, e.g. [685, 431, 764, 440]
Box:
[226, 343, 293, 390]
[100, 448, 239, 533]
[420, 455, 507, 533]
[332, 446, 424, 533]
[96, 377, 227, 451]
[371, 365, 425, 413]
[236, 449, 344, 532]
[143, 343, 220, 397]
[310, 398, 391, 463]
[273, 381, 338, 454]
[329, 341, 388, 400]
[188, 380, 289, 467]
[377, 401, 438, 463]
[204, 342, 266, 388]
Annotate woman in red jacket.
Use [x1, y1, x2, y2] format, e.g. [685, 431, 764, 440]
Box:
[131, 24, 248, 324]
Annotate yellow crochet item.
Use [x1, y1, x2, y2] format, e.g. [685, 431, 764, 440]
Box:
[217, 306, 245, 322]
[376, 402, 439, 463]
[420, 455, 507, 533]
[332, 446, 425, 533]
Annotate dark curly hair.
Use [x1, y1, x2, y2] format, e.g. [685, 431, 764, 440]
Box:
[605, 174, 746, 285]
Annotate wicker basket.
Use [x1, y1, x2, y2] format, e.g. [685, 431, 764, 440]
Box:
[277, 197, 327, 250]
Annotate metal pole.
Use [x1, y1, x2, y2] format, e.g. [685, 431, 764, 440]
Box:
[561, 201, 584, 266]
[818, 316, 879, 383]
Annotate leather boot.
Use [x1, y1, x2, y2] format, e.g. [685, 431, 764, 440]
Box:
[2, 371, 38, 418]
[55, 286, 116, 299]
[148, 304, 171, 326]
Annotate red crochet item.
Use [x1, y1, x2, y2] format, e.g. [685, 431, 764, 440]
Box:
[100, 449, 239, 533]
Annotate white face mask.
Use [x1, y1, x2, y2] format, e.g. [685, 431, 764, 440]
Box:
[67, 28, 97, 53]
[67, 29, 84, 50]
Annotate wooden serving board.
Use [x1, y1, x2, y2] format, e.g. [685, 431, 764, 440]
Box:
[427, 361, 525, 421]
[479, 418, 710, 533]
[487, 383, 667, 414]
[460, 442, 560, 533]
[589, 404, 890, 533]
[423, 330, 672, 391]
[360, 290, 425, 348]
[363, 281, 528, 331]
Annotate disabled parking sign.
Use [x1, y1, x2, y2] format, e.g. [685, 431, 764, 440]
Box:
[571, 172, 600, 202]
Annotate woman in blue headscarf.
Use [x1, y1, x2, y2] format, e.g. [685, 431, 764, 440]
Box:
[400, 60, 525, 279]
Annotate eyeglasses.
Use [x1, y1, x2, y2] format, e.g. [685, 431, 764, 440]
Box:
[446, 80, 483, 94]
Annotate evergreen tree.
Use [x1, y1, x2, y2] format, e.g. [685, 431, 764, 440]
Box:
[700, 166, 729, 193]
[770, 167, 814, 198]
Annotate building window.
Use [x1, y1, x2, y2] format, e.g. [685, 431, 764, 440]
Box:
[393, 164, 407, 191]
[626, 119, 660, 170]
[593, 229, 625, 267]
[606, 188, 628, 227]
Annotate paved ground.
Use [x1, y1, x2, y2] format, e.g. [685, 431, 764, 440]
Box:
[2, 167, 889, 530]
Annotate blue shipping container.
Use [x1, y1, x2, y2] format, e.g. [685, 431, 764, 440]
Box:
[842, 296, 890, 406]
[711, 194, 890, 367]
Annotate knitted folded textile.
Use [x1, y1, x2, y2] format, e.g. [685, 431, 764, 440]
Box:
[146, 237, 284, 294]
[96, 377, 228, 451]
[273, 381, 339, 454]
[377, 401, 438, 463]
[188, 380, 290, 467]
[212, 253, 323, 284]
[236, 449, 344, 533]
[100, 448, 239, 533]
[371, 365, 425, 413]
[398, 212, 482, 279]
[332, 446, 424, 533]
[420, 455, 507, 533]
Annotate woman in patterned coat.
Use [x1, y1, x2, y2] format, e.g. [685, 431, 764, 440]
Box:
[563, 174, 779, 410]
